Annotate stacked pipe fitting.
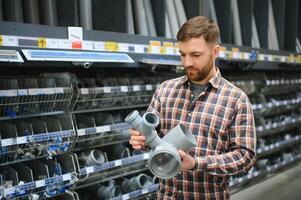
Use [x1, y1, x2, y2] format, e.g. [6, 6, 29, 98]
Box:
[125, 110, 196, 179]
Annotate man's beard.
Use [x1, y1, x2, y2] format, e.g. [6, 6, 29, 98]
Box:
[185, 59, 213, 82]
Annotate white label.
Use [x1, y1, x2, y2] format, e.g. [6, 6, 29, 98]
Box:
[28, 89, 39, 95]
[143, 153, 150, 159]
[238, 178, 243, 183]
[120, 86, 128, 92]
[94, 42, 105, 51]
[77, 129, 86, 136]
[80, 88, 89, 95]
[122, 194, 130, 200]
[3, 35, 18, 46]
[54, 87, 64, 94]
[46, 38, 58, 48]
[57, 39, 71, 49]
[83, 41, 94, 50]
[86, 166, 94, 174]
[134, 45, 145, 53]
[35, 180, 45, 188]
[218, 51, 226, 58]
[68, 27, 83, 41]
[270, 144, 275, 149]
[119, 43, 129, 52]
[257, 149, 262, 153]
[103, 87, 111, 93]
[17, 89, 28, 96]
[281, 56, 286, 62]
[0, 90, 18, 97]
[264, 147, 269, 151]
[254, 171, 259, 176]
[232, 52, 241, 59]
[146, 84, 153, 91]
[42, 88, 56, 95]
[150, 46, 160, 54]
[96, 125, 110, 133]
[114, 160, 122, 167]
[133, 85, 140, 91]
[1, 138, 13, 146]
[16, 136, 27, 145]
[4, 187, 15, 196]
[165, 47, 175, 55]
[62, 173, 72, 181]
[141, 188, 148, 194]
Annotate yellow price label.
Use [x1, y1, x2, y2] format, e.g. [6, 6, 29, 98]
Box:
[149, 40, 161, 46]
[288, 54, 295, 62]
[220, 46, 227, 52]
[105, 42, 119, 51]
[0, 35, 2, 46]
[163, 42, 173, 47]
[231, 47, 239, 52]
[38, 38, 47, 48]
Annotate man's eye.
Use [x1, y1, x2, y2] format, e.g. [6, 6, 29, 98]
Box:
[193, 54, 201, 57]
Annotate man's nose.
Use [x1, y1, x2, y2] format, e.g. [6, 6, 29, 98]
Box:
[182, 56, 193, 67]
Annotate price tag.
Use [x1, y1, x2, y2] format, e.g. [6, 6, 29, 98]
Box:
[43, 88, 56, 95]
[149, 41, 161, 53]
[57, 39, 71, 49]
[0, 35, 2, 46]
[146, 84, 153, 91]
[133, 85, 140, 91]
[77, 129, 86, 136]
[94, 42, 105, 51]
[231, 48, 240, 59]
[1, 138, 13, 147]
[46, 38, 58, 48]
[38, 38, 47, 48]
[120, 86, 128, 92]
[62, 173, 72, 181]
[119, 43, 129, 52]
[122, 194, 130, 200]
[2, 35, 18, 46]
[83, 41, 94, 50]
[80, 88, 89, 95]
[141, 188, 149, 194]
[96, 125, 111, 133]
[86, 166, 94, 174]
[17, 89, 28, 96]
[115, 160, 122, 167]
[35, 180, 46, 188]
[103, 87, 111, 93]
[16, 136, 27, 145]
[105, 42, 119, 51]
[0, 90, 18, 97]
[143, 153, 150, 159]
[4, 187, 15, 196]
[134, 45, 145, 53]
[55, 87, 64, 94]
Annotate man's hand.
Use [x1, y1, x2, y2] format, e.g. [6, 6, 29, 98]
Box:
[129, 129, 146, 150]
[178, 150, 196, 170]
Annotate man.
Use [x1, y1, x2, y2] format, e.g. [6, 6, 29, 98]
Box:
[129, 16, 256, 200]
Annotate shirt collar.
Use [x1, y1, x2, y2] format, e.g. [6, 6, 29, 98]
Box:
[178, 67, 222, 89]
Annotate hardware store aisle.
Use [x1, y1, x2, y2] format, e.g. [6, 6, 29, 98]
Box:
[232, 160, 301, 200]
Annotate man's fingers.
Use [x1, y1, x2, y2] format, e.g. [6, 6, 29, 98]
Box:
[129, 128, 141, 136]
[178, 150, 187, 160]
[132, 145, 143, 150]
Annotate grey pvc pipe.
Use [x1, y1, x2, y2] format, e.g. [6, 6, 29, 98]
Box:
[79, 150, 106, 166]
[0, 0, 3, 20]
[231, 0, 242, 46]
[165, 11, 172, 38]
[79, 0, 93, 30]
[126, 0, 135, 34]
[174, 0, 187, 27]
[125, 110, 161, 148]
[40, 0, 58, 26]
[133, 0, 149, 36]
[166, 0, 179, 38]
[143, 0, 157, 36]
[268, 0, 279, 50]
[252, 15, 260, 48]
[130, 173, 152, 189]
[23, 0, 40, 24]
[3, 0, 24, 22]
[97, 185, 122, 199]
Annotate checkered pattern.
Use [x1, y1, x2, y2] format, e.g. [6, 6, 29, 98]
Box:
[147, 68, 256, 200]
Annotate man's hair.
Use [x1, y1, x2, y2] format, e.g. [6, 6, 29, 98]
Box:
[177, 16, 220, 43]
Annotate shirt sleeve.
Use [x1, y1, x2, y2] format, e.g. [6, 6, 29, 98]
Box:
[195, 93, 257, 176]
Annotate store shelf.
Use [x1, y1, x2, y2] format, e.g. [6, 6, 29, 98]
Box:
[111, 184, 159, 200]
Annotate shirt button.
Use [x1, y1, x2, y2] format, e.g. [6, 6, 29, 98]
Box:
[178, 190, 182, 193]
[188, 112, 192, 116]
[191, 94, 194, 97]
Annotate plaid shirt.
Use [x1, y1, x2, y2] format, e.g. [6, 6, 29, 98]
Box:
[147, 68, 256, 200]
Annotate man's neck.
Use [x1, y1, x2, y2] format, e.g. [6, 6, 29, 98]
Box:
[191, 66, 217, 85]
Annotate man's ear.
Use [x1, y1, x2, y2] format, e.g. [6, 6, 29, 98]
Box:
[212, 44, 220, 60]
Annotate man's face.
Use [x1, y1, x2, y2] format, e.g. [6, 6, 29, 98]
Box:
[178, 37, 219, 82]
